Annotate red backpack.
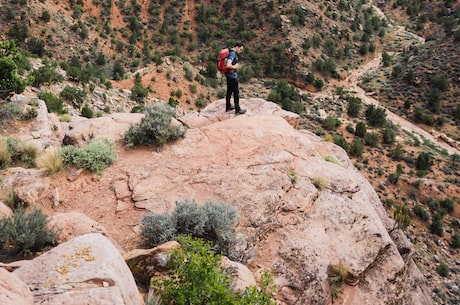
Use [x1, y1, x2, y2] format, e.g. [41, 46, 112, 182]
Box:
[217, 48, 230, 73]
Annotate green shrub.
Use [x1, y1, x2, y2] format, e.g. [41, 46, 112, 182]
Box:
[322, 116, 340, 131]
[413, 205, 430, 222]
[390, 144, 405, 161]
[38, 91, 66, 114]
[415, 152, 433, 171]
[0, 102, 22, 126]
[430, 212, 444, 236]
[312, 176, 328, 190]
[439, 198, 455, 214]
[354, 122, 367, 137]
[392, 204, 411, 232]
[60, 85, 87, 108]
[382, 128, 396, 145]
[324, 155, 343, 167]
[131, 73, 149, 103]
[349, 139, 364, 157]
[31, 61, 64, 87]
[364, 132, 379, 147]
[61, 138, 116, 174]
[328, 263, 349, 299]
[142, 200, 240, 259]
[0, 137, 37, 169]
[347, 96, 362, 117]
[80, 105, 94, 118]
[152, 235, 275, 305]
[451, 232, 460, 248]
[124, 104, 185, 148]
[0, 207, 58, 256]
[365, 105, 387, 127]
[436, 262, 450, 277]
[332, 135, 349, 152]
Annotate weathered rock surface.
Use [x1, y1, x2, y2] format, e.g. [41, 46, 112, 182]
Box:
[0, 267, 33, 305]
[61, 113, 143, 146]
[121, 99, 431, 304]
[124, 241, 180, 287]
[13, 233, 142, 305]
[10, 94, 64, 150]
[47, 212, 122, 251]
[1, 98, 432, 305]
[0, 201, 12, 218]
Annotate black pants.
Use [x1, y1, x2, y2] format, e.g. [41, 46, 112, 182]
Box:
[226, 76, 240, 112]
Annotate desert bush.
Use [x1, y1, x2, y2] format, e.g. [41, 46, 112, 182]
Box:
[430, 74, 448, 91]
[382, 128, 396, 144]
[0, 137, 37, 169]
[354, 122, 367, 137]
[349, 139, 364, 157]
[312, 176, 328, 190]
[332, 135, 349, 152]
[436, 262, 450, 277]
[324, 155, 343, 167]
[390, 144, 405, 161]
[1, 188, 23, 210]
[22, 106, 38, 120]
[364, 132, 379, 147]
[347, 96, 362, 117]
[60, 86, 87, 108]
[440, 198, 455, 214]
[365, 105, 387, 127]
[451, 233, 460, 248]
[0, 207, 58, 256]
[61, 138, 116, 173]
[152, 235, 275, 305]
[37, 146, 63, 175]
[59, 113, 72, 122]
[388, 173, 400, 185]
[415, 151, 433, 171]
[131, 73, 149, 103]
[80, 105, 94, 118]
[124, 104, 185, 148]
[430, 212, 444, 236]
[38, 92, 66, 114]
[322, 116, 340, 131]
[142, 200, 241, 259]
[392, 204, 411, 232]
[0, 102, 22, 126]
[31, 61, 64, 87]
[413, 205, 430, 222]
[328, 263, 349, 299]
[267, 79, 303, 114]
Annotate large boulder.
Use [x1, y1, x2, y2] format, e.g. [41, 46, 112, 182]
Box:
[121, 99, 431, 304]
[13, 233, 142, 305]
[124, 241, 180, 287]
[10, 94, 64, 150]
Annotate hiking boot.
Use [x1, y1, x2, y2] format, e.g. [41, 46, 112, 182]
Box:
[235, 109, 246, 115]
[226, 106, 235, 112]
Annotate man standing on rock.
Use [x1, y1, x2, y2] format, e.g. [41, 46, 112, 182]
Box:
[225, 42, 246, 115]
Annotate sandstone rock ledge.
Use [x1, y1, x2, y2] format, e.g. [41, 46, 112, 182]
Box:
[0, 98, 432, 305]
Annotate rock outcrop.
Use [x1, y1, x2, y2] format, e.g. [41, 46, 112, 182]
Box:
[0, 98, 432, 305]
[13, 233, 142, 305]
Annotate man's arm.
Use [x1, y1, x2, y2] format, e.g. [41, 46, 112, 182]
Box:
[225, 52, 238, 70]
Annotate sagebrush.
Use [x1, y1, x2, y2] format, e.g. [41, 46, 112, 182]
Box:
[0, 207, 58, 256]
[124, 104, 185, 148]
[61, 137, 116, 173]
[141, 200, 242, 260]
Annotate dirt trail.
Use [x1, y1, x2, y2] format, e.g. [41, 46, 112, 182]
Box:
[345, 55, 460, 156]
[310, 24, 459, 156]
